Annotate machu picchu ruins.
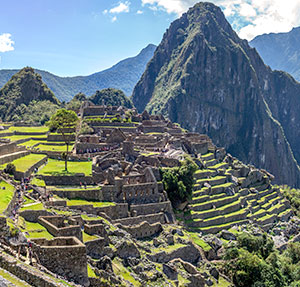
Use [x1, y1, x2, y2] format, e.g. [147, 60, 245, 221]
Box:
[0, 100, 297, 287]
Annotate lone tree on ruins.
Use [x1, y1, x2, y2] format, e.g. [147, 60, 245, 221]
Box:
[47, 109, 78, 171]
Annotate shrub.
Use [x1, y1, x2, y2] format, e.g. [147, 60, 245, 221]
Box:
[4, 163, 16, 175]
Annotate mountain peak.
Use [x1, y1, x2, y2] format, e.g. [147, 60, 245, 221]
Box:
[132, 1, 300, 187]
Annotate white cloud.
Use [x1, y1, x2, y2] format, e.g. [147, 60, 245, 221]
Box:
[0, 33, 14, 53]
[111, 16, 117, 22]
[137, 10, 143, 14]
[103, 9, 108, 15]
[141, 0, 300, 40]
[109, 1, 130, 14]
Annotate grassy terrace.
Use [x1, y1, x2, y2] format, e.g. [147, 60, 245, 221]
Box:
[31, 177, 46, 187]
[208, 162, 229, 169]
[3, 135, 47, 141]
[0, 154, 46, 172]
[38, 159, 92, 176]
[6, 126, 49, 133]
[66, 199, 115, 208]
[19, 217, 53, 239]
[35, 144, 74, 152]
[0, 180, 15, 213]
[19, 140, 48, 147]
[20, 202, 44, 211]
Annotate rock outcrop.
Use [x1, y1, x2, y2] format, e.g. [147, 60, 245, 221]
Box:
[132, 2, 300, 187]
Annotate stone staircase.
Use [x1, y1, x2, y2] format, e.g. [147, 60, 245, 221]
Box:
[185, 150, 293, 234]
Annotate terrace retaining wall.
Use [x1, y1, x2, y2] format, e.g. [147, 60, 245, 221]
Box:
[14, 156, 47, 181]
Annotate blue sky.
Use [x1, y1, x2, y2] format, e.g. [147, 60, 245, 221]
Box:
[1, 0, 300, 76]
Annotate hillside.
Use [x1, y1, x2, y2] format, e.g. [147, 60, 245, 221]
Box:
[0, 44, 156, 102]
[132, 2, 300, 187]
[250, 27, 300, 82]
[0, 67, 60, 122]
[90, 88, 133, 108]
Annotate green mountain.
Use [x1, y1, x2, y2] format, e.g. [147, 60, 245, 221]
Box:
[132, 2, 300, 187]
[250, 27, 300, 82]
[0, 44, 156, 102]
[90, 88, 133, 108]
[0, 67, 60, 122]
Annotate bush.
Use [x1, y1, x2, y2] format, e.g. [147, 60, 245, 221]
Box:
[4, 163, 16, 175]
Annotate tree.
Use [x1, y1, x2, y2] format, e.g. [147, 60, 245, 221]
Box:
[160, 156, 197, 207]
[47, 109, 78, 171]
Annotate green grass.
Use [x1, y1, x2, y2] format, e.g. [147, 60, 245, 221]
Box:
[23, 196, 35, 204]
[3, 135, 47, 141]
[208, 162, 228, 169]
[153, 243, 186, 254]
[112, 258, 141, 286]
[66, 199, 115, 208]
[0, 180, 15, 213]
[35, 144, 74, 152]
[8, 126, 49, 133]
[0, 268, 31, 287]
[38, 159, 92, 176]
[87, 264, 97, 278]
[18, 140, 48, 148]
[20, 202, 44, 211]
[201, 152, 214, 159]
[83, 232, 98, 243]
[0, 154, 46, 172]
[31, 177, 46, 187]
[187, 232, 211, 251]
[19, 217, 53, 239]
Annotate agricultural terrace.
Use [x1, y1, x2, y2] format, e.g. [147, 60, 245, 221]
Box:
[0, 154, 46, 172]
[38, 159, 92, 176]
[0, 180, 15, 214]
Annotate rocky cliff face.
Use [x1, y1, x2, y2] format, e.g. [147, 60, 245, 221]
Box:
[132, 2, 300, 187]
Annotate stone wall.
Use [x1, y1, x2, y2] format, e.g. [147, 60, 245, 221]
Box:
[68, 203, 129, 220]
[0, 248, 70, 287]
[85, 237, 107, 258]
[32, 237, 89, 286]
[116, 221, 163, 239]
[84, 223, 107, 238]
[147, 243, 201, 264]
[130, 201, 173, 216]
[47, 134, 75, 142]
[114, 212, 165, 226]
[19, 210, 53, 222]
[42, 175, 94, 186]
[0, 142, 18, 156]
[38, 216, 82, 241]
[52, 188, 102, 201]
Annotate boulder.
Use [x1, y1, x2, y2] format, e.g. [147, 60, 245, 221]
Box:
[163, 263, 178, 281]
[220, 230, 236, 241]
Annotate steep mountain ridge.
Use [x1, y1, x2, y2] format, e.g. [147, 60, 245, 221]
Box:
[0, 67, 60, 121]
[0, 44, 156, 102]
[250, 27, 300, 82]
[132, 2, 300, 187]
